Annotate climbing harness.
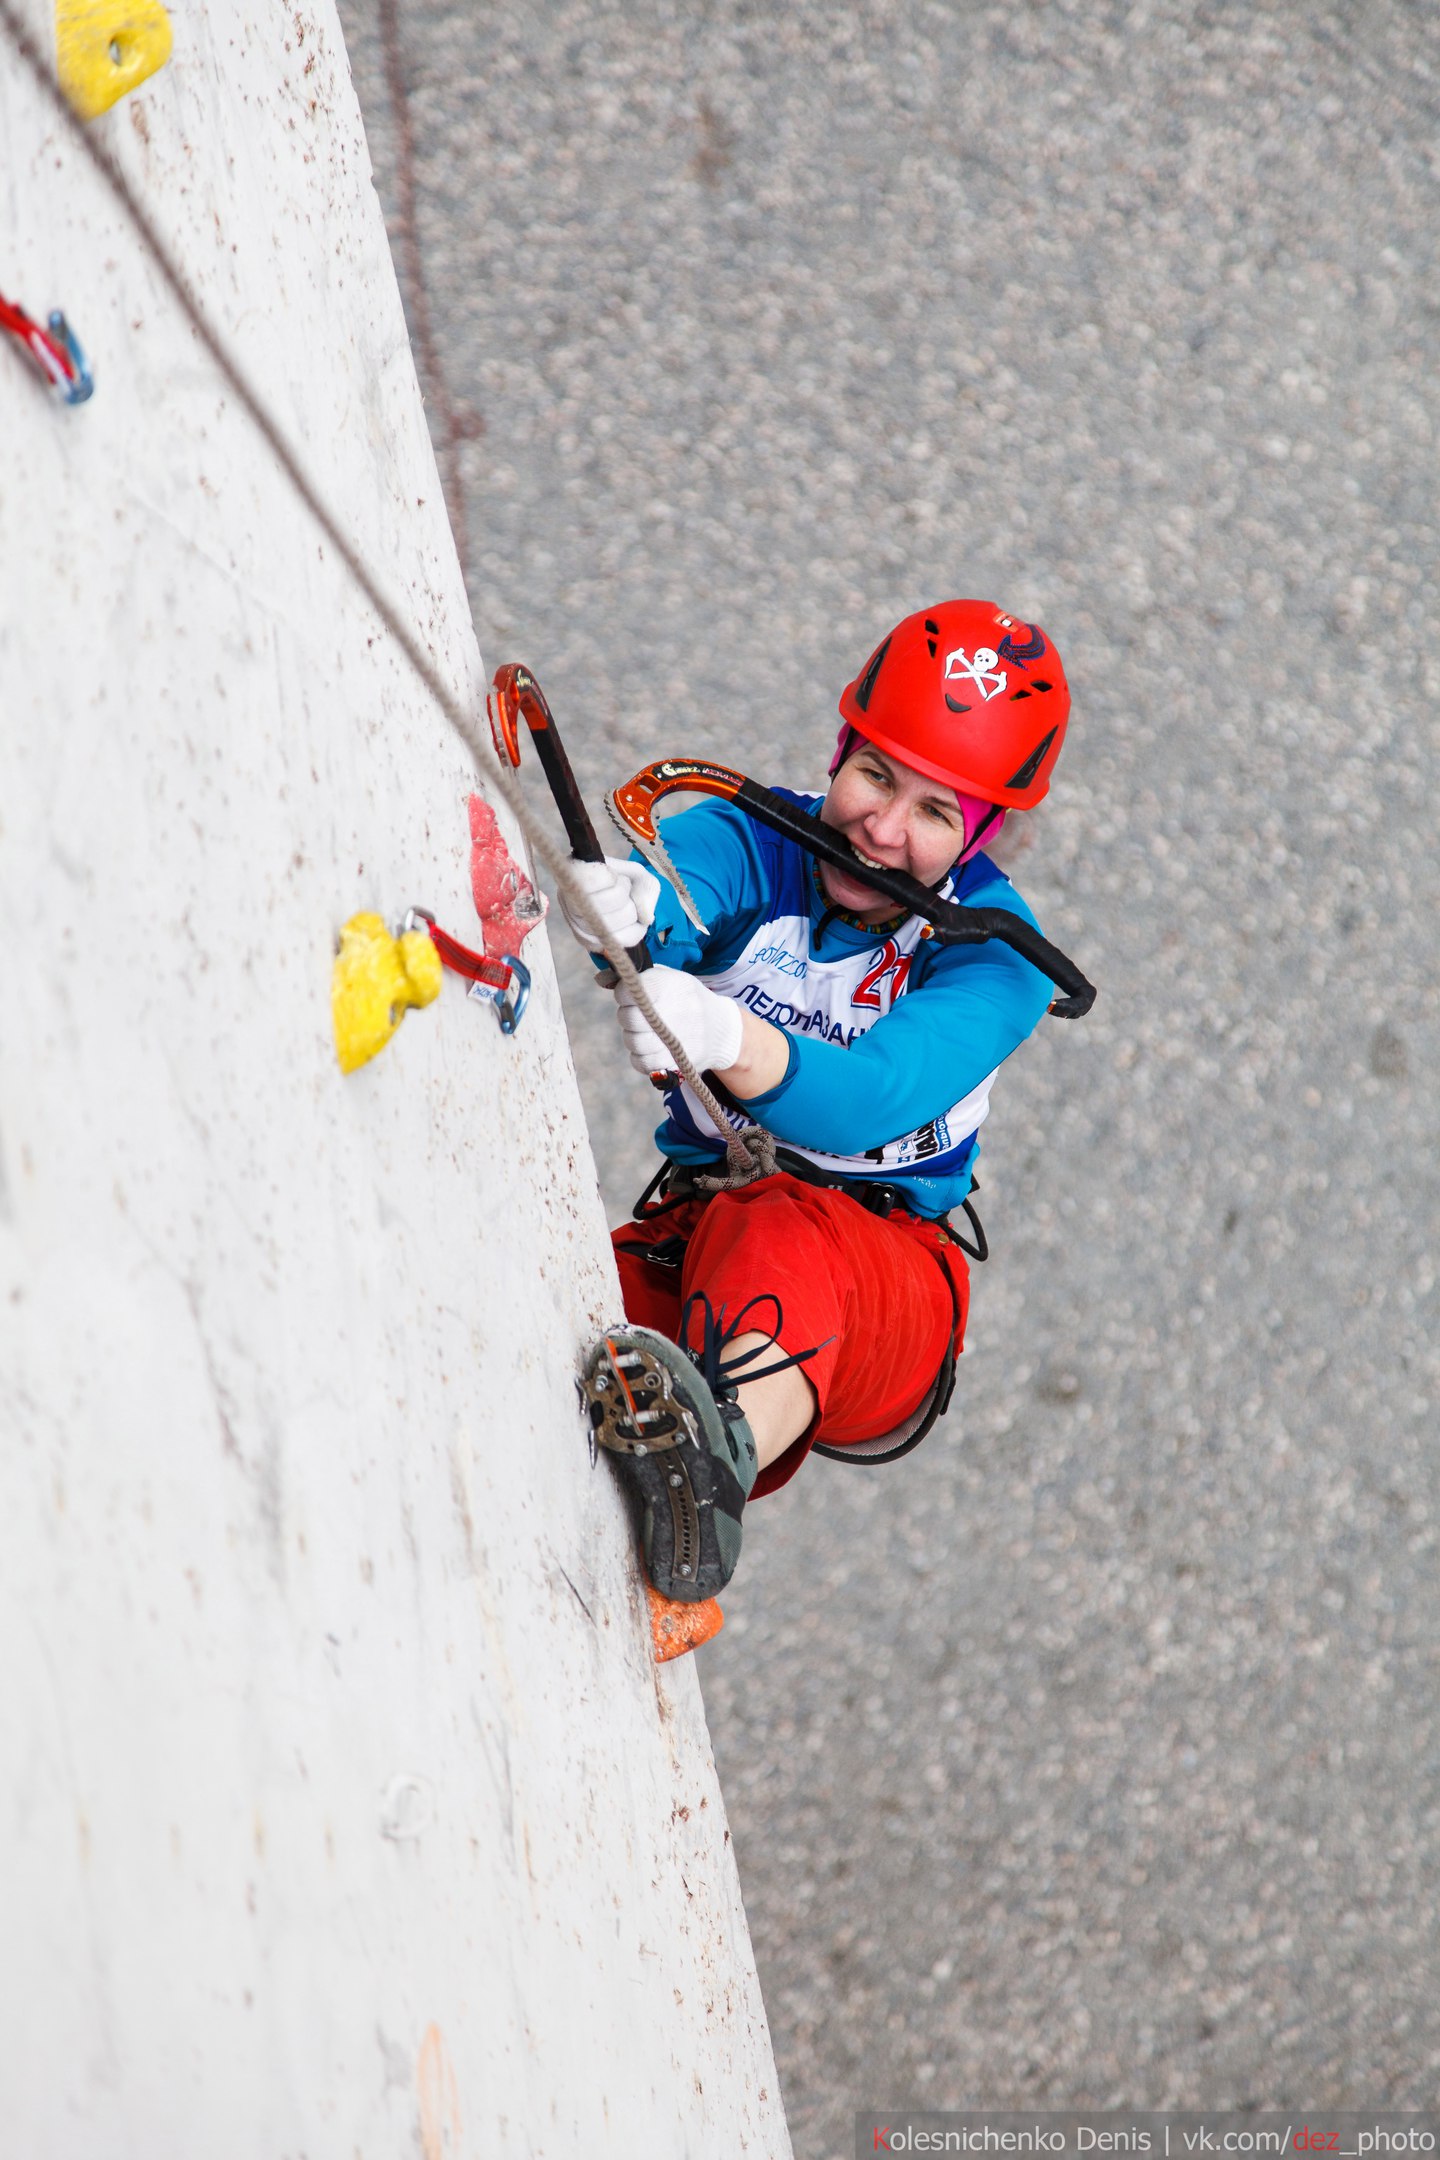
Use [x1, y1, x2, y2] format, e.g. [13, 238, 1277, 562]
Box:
[403, 908, 530, 1035]
[632, 1146, 987, 1259]
[0, 286, 92, 402]
[620, 1154, 979, 1468]
[809, 1245, 961, 1467]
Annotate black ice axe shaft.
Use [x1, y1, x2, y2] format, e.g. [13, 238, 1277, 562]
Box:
[607, 757, 1097, 1020]
[487, 663, 655, 976]
[489, 664, 689, 1091]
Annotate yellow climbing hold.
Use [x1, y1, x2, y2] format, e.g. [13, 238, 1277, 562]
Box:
[332, 913, 442, 1076]
[56, 0, 173, 120]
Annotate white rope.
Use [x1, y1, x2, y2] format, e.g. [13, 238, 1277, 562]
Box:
[0, 0, 768, 1181]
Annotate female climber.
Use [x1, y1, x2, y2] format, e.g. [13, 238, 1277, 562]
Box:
[564, 599, 1074, 1606]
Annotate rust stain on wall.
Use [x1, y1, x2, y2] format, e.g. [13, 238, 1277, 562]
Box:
[417, 2022, 461, 2160]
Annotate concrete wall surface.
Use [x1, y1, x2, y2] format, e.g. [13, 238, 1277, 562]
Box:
[0, 2, 790, 2151]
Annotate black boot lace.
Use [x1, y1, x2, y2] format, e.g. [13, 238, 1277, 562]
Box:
[680, 1291, 828, 1418]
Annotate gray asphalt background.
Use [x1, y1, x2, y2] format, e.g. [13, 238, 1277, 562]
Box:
[332, 1, 1440, 2147]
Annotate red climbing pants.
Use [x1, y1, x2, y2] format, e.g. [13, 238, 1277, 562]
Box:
[611, 1172, 969, 1497]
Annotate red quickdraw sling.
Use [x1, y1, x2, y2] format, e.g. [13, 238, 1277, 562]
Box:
[0, 286, 93, 403]
[403, 909, 531, 1036]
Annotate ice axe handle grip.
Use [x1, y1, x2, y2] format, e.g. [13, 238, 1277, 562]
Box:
[935, 908, 1096, 1019]
[509, 674, 656, 978]
[531, 703, 671, 1058]
[488, 663, 665, 1066]
[544, 790, 657, 977]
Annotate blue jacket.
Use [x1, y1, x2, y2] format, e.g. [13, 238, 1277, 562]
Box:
[636, 790, 1052, 1219]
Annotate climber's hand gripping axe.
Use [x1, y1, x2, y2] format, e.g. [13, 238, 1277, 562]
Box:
[487, 664, 687, 1084]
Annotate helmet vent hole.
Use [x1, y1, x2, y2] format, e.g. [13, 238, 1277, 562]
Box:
[927, 638, 937, 657]
[1003, 726, 1058, 793]
[852, 634, 892, 714]
[925, 617, 940, 656]
[1031, 679, 1052, 692]
[944, 694, 972, 714]
[1011, 689, 1031, 700]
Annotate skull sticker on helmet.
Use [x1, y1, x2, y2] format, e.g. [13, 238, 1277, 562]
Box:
[942, 646, 1007, 701]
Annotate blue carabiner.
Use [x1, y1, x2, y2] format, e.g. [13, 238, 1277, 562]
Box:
[47, 311, 94, 404]
[497, 954, 531, 1035]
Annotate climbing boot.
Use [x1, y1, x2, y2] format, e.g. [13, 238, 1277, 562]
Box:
[582, 1325, 760, 1603]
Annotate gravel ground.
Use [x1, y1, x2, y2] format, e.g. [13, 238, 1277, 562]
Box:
[334, 1, 1440, 2148]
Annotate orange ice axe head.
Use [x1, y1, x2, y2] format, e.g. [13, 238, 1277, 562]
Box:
[602, 758, 747, 936]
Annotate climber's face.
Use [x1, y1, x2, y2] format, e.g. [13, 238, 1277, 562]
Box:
[818, 742, 1001, 920]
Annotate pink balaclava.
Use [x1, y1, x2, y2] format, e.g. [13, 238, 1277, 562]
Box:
[828, 725, 1006, 867]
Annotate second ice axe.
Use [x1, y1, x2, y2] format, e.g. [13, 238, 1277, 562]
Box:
[606, 756, 1096, 1019]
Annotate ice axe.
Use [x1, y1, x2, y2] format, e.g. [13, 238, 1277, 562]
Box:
[487, 663, 685, 1086]
[605, 757, 1097, 1019]
[487, 662, 660, 977]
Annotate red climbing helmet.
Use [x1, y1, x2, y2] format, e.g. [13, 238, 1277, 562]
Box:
[837, 600, 1071, 810]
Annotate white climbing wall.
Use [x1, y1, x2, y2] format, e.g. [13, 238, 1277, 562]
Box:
[0, 1, 790, 2152]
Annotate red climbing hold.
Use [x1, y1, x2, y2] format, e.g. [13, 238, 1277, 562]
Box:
[468, 795, 546, 961]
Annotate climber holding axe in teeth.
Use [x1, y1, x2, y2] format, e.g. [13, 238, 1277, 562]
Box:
[494, 606, 1094, 1647]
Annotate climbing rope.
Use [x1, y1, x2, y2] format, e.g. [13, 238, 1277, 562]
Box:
[0, 0, 767, 1182]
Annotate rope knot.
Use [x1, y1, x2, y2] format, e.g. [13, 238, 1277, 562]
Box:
[695, 1124, 777, 1192]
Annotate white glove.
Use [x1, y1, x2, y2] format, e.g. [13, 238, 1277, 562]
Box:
[557, 856, 661, 955]
[616, 966, 745, 1079]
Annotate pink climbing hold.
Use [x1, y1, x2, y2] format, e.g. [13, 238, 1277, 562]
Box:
[468, 795, 547, 960]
